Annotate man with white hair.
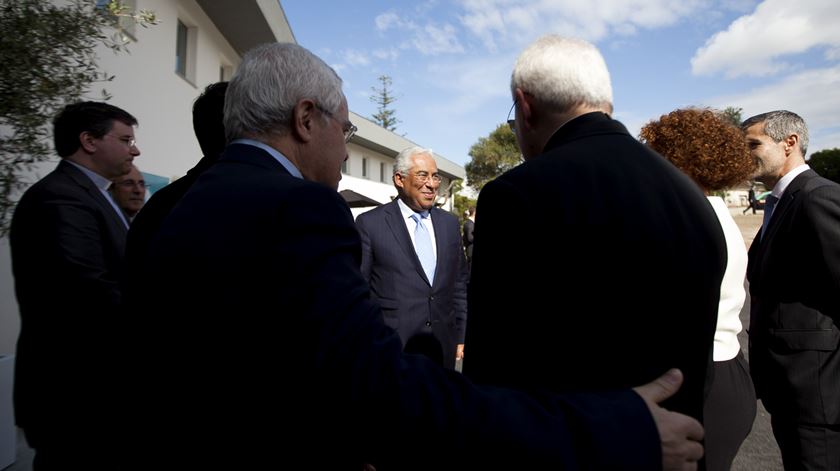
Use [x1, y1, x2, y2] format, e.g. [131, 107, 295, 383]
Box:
[464, 35, 726, 468]
[127, 41, 707, 470]
[356, 146, 468, 369]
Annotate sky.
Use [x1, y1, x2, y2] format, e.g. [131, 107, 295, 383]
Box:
[282, 0, 840, 167]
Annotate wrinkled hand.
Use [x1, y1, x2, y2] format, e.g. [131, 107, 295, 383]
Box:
[633, 369, 704, 471]
[456, 343, 465, 360]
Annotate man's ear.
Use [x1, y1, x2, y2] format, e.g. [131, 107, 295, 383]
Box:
[393, 172, 405, 190]
[291, 99, 318, 143]
[79, 131, 97, 153]
[514, 88, 533, 129]
[784, 133, 799, 155]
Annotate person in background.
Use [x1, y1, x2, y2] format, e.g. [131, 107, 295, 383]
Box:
[9, 101, 139, 469]
[124, 81, 227, 269]
[123, 41, 705, 470]
[743, 185, 757, 215]
[641, 107, 758, 471]
[463, 36, 726, 463]
[355, 147, 468, 369]
[110, 164, 146, 223]
[463, 206, 475, 272]
[742, 110, 840, 470]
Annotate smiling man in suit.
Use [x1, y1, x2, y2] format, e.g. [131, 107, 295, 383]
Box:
[743, 110, 840, 470]
[355, 147, 468, 369]
[10, 101, 140, 469]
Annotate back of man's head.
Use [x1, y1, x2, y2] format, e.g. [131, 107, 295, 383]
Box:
[223, 42, 343, 142]
[193, 81, 228, 158]
[511, 35, 612, 115]
[741, 110, 809, 157]
[53, 101, 138, 158]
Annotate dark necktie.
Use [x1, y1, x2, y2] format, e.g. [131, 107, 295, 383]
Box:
[761, 194, 778, 240]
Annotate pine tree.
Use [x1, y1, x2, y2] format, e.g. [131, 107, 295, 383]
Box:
[369, 75, 400, 131]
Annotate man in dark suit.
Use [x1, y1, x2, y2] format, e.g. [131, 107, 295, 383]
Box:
[9, 101, 140, 469]
[125, 41, 706, 470]
[463, 206, 476, 270]
[355, 147, 468, 369]
[463, 35, 726, 435]
[743, 110, 840, 470]
[122, 81, 227, 309]
[110, 164, 146, 223]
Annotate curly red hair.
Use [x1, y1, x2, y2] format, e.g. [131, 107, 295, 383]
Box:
[640, 108, 756, 191]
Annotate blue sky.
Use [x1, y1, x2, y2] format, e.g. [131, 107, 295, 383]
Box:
[283, 0, 840, 167]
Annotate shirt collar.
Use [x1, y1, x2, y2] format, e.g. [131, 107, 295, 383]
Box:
[772, 164, 810, 199]
[397, 198, 429, 219]
[230, 138, 303, 179]
[65, 160, 113, 191]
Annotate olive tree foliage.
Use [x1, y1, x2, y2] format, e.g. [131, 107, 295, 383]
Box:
[464, 123, 521, 192]
[0, 0, 157, 236]
[809, 148, 840, 184]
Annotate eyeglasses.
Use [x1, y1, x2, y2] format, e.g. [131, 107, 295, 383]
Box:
[105, 133, 137, 148]
[114, 179, 148, 189]
[315, 104, 357, 143]
[507, 99, 517, 132]
[404, 171, 442, 184]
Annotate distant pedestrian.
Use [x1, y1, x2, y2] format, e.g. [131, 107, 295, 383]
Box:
[463, 206, 475, 271]
[743, 186, 757, 214]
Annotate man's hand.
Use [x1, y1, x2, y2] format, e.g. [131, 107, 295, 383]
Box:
[633, 369, 704, 471]
[456, 344, 465, 360]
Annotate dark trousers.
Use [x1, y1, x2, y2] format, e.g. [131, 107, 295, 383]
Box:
[703, 351, 757, 471]
[770, 416, 840, 471]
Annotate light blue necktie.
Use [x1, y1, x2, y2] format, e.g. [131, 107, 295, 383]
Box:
[410, 212, 435, 284]
[761, 194, 778, 240]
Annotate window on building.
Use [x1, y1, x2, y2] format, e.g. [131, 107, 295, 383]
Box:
[175, 20, 197, 83]
[341, 159, 348, 174]
[219, 64, 233, 82]
[380, 162, 386, 182]
[362, 158, 368, 178]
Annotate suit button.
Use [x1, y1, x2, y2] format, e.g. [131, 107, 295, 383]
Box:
[430, 296, 434, 301]
[426, 321, 432, 327]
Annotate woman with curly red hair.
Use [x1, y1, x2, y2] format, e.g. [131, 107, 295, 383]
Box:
[641, 108, 757, 471]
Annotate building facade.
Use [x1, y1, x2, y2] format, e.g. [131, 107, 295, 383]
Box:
[0, 0, 464, 354]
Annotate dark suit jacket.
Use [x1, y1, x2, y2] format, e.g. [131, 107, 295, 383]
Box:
[9, 160, 127, 440]
[747, 169, 840, 424]
[123, 153, 216, 308]
[125, 142, 663, 469]
[463, 218, 475, 261]
[355, 200, 468, 368]
[464, 112, 726, 424]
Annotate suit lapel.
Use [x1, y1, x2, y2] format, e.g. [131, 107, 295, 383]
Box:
[58, 161, 128, 243]
[429, 208, 445, 286]
[384, 200, 433, 286]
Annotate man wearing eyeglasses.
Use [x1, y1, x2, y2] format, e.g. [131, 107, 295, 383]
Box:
[9, 101, 140, 469]
[110, 164, 147, 223]
[355, 147, 469, 370]
[126, 42, 705, 470]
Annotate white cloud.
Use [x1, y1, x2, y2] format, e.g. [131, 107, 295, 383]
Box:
[710, 65, 840, 152]
[343, 49, 370, 67]
[691, 0, 840, 78]
[372, 48, 400, 61]
[413, 23, 465, 55]
[456, 0, 706, 48]
[375, 12, 402, 31]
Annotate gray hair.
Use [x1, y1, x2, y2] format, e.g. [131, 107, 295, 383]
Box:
[741, 110, 809, 157]
[511, 35, 613, 114]
[393, 146, 435, 176]
[224, 42, 344, 141]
